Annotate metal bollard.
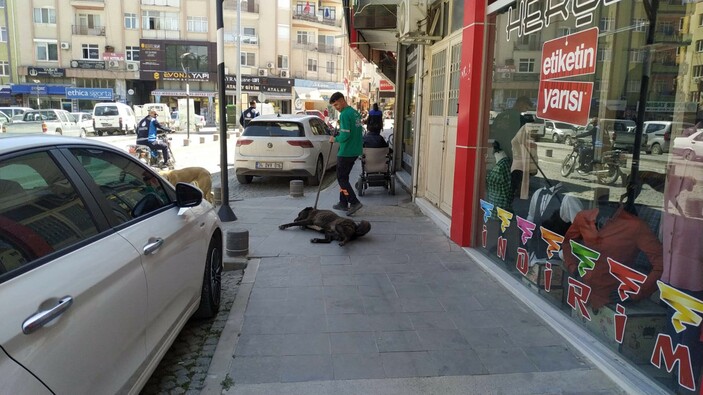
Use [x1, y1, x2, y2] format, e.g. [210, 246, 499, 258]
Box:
[226, 229, 249, 257]
[183, 139, 190, 147]
[214, 134, 219, 142]
[200, 136, 205, 144]
[290, 179, 304, 197]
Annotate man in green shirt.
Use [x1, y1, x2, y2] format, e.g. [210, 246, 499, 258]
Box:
[329, 92, 363, 215]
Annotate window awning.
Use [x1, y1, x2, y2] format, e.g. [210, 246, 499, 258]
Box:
[294, 87, 338, 102]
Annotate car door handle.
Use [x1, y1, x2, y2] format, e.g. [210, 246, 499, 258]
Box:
[22, 296, 73, 335]
[143, 238, 164, 255]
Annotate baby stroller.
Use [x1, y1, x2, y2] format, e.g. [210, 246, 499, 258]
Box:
[355, 147, 395, 196]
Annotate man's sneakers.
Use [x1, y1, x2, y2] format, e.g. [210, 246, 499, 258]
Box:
[347, 202, 363, 216]
[332, 203, 348, 211]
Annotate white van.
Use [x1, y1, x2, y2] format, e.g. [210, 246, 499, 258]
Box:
[92, 102, 137, 136]
[140, 103, 173, 129]
[0, 107, 33, 119]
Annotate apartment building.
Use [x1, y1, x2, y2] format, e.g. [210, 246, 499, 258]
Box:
[6, 0, 346, 118]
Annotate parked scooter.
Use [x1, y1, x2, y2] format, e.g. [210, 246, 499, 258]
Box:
[560, 139, 625, 185]
[127, 133, 176, 169]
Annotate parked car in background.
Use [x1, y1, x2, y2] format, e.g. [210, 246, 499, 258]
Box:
[521, 111, 545, 138]
[92, 102, 137, 136]
[70, 112, 95, 136]
[544, 120, 580, 144]
[600, 118, 637, 151]
[640, 121, 694, 155]
[0, 107, 33, 120]
[0, 134, 223, 394]
[171, 111, 206, 131]
[672, 129, 703, 161]
[0, 111, 11, 128]
[135, 103, 173, 129]
[234, 114, 338, 186]
[3, 109, 83, 137]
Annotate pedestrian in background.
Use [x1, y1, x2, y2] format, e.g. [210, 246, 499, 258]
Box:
[239, 100, 259, 128]
[329, 92, 364, 215]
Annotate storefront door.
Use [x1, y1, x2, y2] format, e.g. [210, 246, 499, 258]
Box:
[424, 36, 462, 215]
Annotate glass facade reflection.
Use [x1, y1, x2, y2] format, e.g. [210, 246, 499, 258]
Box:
[479, 0, 703, 392]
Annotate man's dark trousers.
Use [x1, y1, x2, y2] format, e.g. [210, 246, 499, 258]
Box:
[337, 156, 359, 206]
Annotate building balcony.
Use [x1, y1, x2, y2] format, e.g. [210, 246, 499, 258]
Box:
[512, 73, 539, 82]
[141, 29, 180, 40]
[654, 31, 692, 45]
[224, 0, 259, 13]
[292, 11, 341, 27]
[72, 25, 106, 36]
[224, 33, 259, 46]
[70, 0, 105, 10]
[652, 62, 682, 74]
[318, 44, 341, 55]
[141, 0, 182, 6]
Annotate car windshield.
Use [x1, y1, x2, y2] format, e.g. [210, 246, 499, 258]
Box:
[243, 121, 305, 137]
[95, 106, 119, 116]
[554, 122, 575, 129]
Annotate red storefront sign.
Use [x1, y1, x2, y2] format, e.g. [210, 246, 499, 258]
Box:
[379, 80, 395, 91]
[537, 80, 593, 126]
[538, 27, 598, 125]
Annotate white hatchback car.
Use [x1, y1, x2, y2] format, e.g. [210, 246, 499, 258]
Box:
[234, 114, 339, 185]
[70, 112, 95, 136]
[0, 135, 222, 394]
[672, 129, 703, 161]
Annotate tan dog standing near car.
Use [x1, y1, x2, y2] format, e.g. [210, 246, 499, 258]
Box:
[160, 166, 214, 203]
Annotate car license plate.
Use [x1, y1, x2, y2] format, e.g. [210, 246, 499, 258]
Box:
[256, 162, 283, 169]
[102, 123, 111, 126]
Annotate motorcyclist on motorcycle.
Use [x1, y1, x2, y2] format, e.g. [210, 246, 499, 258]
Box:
[137, 110, 172, 169]
[573, 117, 609, 169]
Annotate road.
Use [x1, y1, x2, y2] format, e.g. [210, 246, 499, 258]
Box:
[89, 130, 338, 201]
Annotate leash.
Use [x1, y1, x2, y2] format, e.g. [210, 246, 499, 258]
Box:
[313, 142, 334, 209]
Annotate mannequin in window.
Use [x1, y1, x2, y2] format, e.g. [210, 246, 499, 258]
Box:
[562, 198, 663, 309]
[486, 141, 513, 213]
[526, 183, 583, 265]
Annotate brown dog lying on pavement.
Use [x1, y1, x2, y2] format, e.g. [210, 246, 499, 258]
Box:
[279, 207, 371, 246]
[160, 166, 214, 203]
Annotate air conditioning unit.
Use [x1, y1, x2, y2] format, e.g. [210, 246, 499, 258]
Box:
[126, 62, 139, 71]
[108, 60, 120, 69]
[280, 69, 289, 78]
[397, 0, 427, 37]
[258, 68, 268, 76]
[60, 42, 70, 50]
[266, 61, 274, 69]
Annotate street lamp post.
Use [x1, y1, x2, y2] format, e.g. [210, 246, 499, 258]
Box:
[180, 52, 195, 141]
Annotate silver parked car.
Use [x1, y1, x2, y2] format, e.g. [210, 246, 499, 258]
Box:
[71, 111, 96, 136]
[0, 135, 222, 394]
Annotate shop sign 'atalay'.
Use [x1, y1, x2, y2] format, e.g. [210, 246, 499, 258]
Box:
[537, 27, 597, 126]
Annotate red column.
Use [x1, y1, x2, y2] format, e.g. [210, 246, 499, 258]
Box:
[449, 0, 487, 246]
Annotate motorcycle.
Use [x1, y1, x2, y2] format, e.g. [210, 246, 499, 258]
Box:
[127, 132, 176, 169]
[560, 139, 626, 185]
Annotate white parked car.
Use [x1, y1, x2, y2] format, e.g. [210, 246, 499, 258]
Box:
[171, 111, 206, 131]
[234, 114, 339, 185]
[0, 134, 222, 394]
[672, 129, 703, 161]
[92, 102, 137, 136]
[71, 112, 95, 136]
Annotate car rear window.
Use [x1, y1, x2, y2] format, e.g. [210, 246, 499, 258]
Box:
[243, 121, 305, 137]
[95, 106, 119, 116]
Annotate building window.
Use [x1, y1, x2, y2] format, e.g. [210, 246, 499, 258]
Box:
[699, 14, 703, 27]
[597, 48, 611, 62]
[627, 79, 640, 93]
[242, 27, 257, 43]
[633, 19, 647, 32]
[307, 59, 317, 72]
[326, 60, 334, 74]
[0, 61, 8, 76]
[518, 58, 535, 73]
[36, 42, 58, 61]
[126, 46, 140, 61]
[124, 13, 138, 29]
[277, 55, 288, 69]
[297, 31, 313, 45]
[187, 16, 208, 33]
[77, 13, 101, 28]
[697, 40, 703, 52]
[630, 49, 645, 62]
[33, 7, 56, 24]
[0, 0, 5, 8]
[142, 11, 179, 31]
[694, 65, 703, 77]
[0, 27, 6, 42]
[557, 27, 571, 37]
[600, 17, 614, 32]
[82, 44, 99, 60]
[296, 2, 316, 14]
[241, 52, 255, 66]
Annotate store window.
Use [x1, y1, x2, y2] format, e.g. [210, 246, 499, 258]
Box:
[482, 2, 703, 393]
